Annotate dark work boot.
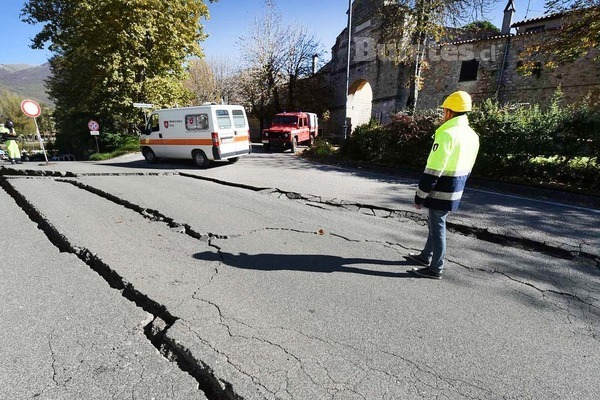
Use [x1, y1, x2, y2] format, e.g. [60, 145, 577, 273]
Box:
[411, 267, 442, 280]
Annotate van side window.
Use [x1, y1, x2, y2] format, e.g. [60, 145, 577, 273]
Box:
[216, 110, 232, 129]
[149, 114, 160, 132]
[186, 114, 209, 130]
[232, 109, 246, 128]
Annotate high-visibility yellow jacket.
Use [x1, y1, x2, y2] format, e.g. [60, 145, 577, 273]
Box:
[415, 115, 479, 211]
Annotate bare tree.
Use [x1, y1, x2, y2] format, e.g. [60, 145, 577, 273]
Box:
[209, 55, 240, 104]
[378, 0, 494, 111]
[185, 59, 218, 104]
[283, 24, 323, 109]
[239, 0, 288, 112]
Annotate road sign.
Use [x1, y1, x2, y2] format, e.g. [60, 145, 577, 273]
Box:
[88, 120, 100, 131]
[133, 103, 154, 109]
[90, 131, 100, 136]
[21, 99, 42, 118]
[20, 99, 48, 163]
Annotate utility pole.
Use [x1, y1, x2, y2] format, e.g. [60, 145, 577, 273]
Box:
[343, 0, 353, 141]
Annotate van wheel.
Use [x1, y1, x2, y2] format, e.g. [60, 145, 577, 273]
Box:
[291, 137, 298, 153]
[193, 150, 210, 168]
[228, 157, 239, 163]
[142, 148, 158, 164]
[264, 143, 271, 153]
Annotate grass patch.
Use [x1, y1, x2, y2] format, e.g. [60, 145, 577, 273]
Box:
[88, 138, 139, 161]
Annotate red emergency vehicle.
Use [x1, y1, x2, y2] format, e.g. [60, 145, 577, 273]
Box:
[262, 112, 318, 153]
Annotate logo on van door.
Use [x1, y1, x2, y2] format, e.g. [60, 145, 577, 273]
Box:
[164, 121, 169, 129]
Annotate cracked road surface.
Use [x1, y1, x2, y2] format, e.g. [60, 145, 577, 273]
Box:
[1, 153, 599, 399]
[0, 187, 203, 400]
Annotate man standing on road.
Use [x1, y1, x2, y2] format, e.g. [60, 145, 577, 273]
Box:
[409, 91, 480, 279]
[3, 120, 22, 164]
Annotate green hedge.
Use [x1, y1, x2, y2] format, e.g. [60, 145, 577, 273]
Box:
[336, 98, 600, 194]
[471, 98, 599, 192]
[338, 111, 438, 168]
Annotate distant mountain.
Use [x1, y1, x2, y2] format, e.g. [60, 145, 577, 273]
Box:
[0, 64, 36, 75]
[0, 63, 52, 106]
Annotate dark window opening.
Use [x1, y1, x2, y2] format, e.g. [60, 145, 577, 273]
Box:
[459, 59, 479, 82]
[525, 25, 545, 33]
[532, 62, 542, 79]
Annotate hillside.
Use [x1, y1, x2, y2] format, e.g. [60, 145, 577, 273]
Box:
[0, 63, 52, 106]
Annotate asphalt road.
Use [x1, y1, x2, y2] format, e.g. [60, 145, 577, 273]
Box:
[1, 150, 599, 399]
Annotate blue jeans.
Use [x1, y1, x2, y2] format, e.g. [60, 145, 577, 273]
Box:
[419, 208, 449, 274]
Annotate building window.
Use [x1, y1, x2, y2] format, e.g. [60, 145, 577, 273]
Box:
[459, 59, 479, 82]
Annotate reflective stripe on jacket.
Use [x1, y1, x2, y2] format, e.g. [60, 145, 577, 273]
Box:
[415, 115, 479, 211]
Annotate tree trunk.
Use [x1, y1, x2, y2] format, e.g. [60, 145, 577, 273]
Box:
[288, 74, 297, 110]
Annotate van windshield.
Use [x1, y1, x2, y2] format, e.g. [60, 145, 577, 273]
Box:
[272, 116, 298, 125]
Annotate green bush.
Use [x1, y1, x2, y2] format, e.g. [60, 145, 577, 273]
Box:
[470, 96, 600, 191]
[470, 98, 562, 175]
[339, 112, 437, 168]
[335, 96, 600, 194]
[302, 137, 337, 158]
[339, 119, 385, 161]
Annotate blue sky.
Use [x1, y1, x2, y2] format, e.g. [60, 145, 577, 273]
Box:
[1, 0, 547, 66]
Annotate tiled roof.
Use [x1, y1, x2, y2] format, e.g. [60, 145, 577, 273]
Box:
[511, 11, 566, 27]
[438, 33, 512, 45]
[435, 29, 555, 46]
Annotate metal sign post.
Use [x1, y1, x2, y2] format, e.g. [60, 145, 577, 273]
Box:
[88, 120, 100, 153]
[20, 99, 49, 164]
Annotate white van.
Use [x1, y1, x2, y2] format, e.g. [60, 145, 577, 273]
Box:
[140, 104, 251, 168]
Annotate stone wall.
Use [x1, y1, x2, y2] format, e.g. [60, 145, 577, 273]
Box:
[418, 31, 600, 109]
[326, 1, 600, 135]
[327, 0, 411, 137]
[418, 36, 508, 109]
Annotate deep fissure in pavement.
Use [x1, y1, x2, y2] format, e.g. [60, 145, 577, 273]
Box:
[177, 171, 599, 264]
[3, 172, 599, 396]
[0, 177, 238, 400]
[3, 167, 598, 264]
[57, 175, 599, 312]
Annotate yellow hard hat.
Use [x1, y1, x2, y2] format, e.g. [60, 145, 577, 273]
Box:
[441, 91, 472, 112]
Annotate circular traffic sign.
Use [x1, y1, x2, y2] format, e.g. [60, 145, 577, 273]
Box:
[21, 99, 42, 118]
[88, 120, 100, 131]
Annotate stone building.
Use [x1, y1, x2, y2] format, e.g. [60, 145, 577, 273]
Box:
[418, 1, 600, 109]
[327, 0, 600, 135]
[327, 0, 412, 135]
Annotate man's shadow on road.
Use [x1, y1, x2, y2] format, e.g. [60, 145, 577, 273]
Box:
[193, 251, 416, 278]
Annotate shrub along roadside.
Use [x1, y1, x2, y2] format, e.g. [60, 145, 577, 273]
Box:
[88, 133, 139, 161]
[308, 98, 600, 195]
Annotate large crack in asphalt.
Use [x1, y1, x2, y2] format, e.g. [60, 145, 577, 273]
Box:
[52, 175, 600, 329]
[7, 172, 599, 313]
[3, 169, 600, 397]
[3, 167, 598, 265]
[2, 174, 510, 398]
[0, 176, 236, 400]
[176, 172, 599, 265]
